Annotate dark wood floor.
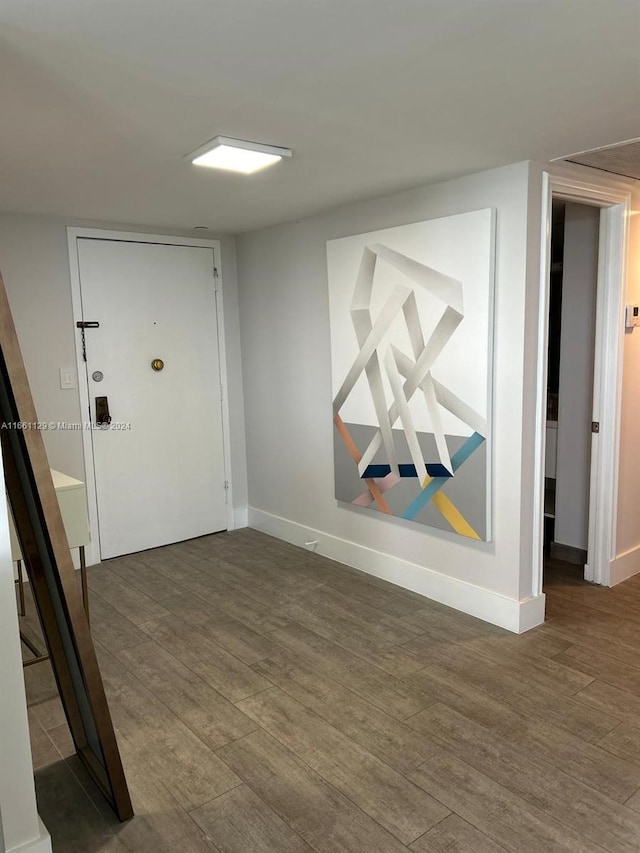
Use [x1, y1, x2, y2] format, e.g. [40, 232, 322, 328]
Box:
[21, 531, 640, 852]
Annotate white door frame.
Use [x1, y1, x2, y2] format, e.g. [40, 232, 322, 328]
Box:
[67, 228, 235, 566]
[533, 172, 631, 595]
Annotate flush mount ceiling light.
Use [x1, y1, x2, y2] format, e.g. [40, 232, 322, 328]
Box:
[190, 136, 292, 174]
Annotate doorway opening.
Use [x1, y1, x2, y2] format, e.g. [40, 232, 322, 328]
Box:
[533, 172, 631, 599]
[543, 201, 599, 585]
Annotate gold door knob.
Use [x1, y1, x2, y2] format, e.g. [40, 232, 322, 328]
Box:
[151, 359, 164, 371]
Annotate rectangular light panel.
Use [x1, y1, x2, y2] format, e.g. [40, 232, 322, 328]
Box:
[190, 136, 292, 174]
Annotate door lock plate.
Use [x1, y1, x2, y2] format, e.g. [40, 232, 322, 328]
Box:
[95, 396, 112, 426]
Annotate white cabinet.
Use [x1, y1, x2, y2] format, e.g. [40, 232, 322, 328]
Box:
[9, 469, 91, 624]
[9, 469, 89, 560]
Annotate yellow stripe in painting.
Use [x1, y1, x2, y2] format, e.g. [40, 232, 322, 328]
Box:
[432, 493, 481, 540]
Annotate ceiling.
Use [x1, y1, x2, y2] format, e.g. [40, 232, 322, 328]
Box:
[0, 0, 638, 234]
[565, 139, 640, 180]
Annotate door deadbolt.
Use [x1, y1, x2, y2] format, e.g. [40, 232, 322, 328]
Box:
[95, 396, 112, 426]
[92, 370, 104, 382]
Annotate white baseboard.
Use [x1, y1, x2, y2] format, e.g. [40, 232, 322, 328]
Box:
[9, 818, 52, 853]
[609, 544, 640, 586]
[248, 507, 545, 634]
[232, 507, 248, 529]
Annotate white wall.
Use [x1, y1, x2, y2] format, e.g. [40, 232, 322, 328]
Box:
[612, 180, 640, 583]
[0, 213, 247, 520]
[554, 203, 599, 552]
[0, 445, 51, 853]
[237, 162, 544, 632]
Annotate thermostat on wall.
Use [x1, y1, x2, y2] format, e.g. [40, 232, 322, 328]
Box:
[626, 305, 640, 328]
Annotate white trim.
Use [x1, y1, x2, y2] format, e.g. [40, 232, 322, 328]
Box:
[212, 267, 237, 533]
[233, 506, 248, 529]
[534, 173, 631, 592]
[586, 202, 628, 584]
[7, 819, 52, 853]
[248, 507, 545, 634]
[66, 228, 233, 564]
[609, 544, 640, 587]
[531, 172, 552, 598]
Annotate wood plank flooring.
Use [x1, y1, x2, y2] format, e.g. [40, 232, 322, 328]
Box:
[21, 534, 640, 852]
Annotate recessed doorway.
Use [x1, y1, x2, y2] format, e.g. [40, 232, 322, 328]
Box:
[534, 172, 631, 597]
[543, 201, 599, 581]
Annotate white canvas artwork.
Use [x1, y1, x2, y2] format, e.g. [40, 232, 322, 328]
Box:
[327, 209, 495, 541]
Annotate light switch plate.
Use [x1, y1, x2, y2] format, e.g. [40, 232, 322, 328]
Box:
[59, 368, 76, 390]
[625, 304, 640, 328]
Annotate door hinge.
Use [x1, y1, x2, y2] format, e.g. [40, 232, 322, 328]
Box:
[592, 421, 600, 434]
[224, 480, 229, 491]
[213, 267, 219, 291]
[220, 384, 224, 402]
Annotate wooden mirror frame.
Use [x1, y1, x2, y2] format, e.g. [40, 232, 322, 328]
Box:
[0, 270, 132, 822]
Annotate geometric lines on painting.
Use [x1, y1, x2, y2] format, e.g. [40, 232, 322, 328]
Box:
[362, 463, 453, 479]
[355, 434, 485, 538]
[332, 239, 488, 538]
[401, 432, 486, 541]
[333, 414, 392, 514]
[332, 242, 474, 480]
[431, 491, 481, 540]
[352, 471, 400, 509]
[328, 210, 495, 540]
[332, 242, 487, 476]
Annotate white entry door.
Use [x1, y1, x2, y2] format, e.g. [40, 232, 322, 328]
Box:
[76, 238, 227, 559]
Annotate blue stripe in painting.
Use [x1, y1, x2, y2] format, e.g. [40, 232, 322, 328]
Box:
[401, 432, 486, 520]
[362, 463, 453, 479]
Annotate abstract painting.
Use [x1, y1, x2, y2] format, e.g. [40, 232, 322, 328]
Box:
[327, 209, 495, 540]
